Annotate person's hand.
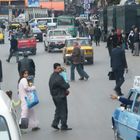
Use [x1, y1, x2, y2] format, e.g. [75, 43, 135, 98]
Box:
[110, 94, 118, 100]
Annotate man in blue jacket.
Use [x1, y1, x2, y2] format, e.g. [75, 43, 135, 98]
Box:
[111, 44, 128, 96]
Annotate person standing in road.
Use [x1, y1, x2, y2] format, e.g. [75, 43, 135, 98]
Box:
[18, 52, 35, 82]
[18, 70, 40, 131]
[0, 60, 2, 89]
[6, 35, 19, 63]
[133, 27, 140, 56]
[49, 63, 72, 130]
[70, 42, 89, 81]
[111, 44, 128, 96]
[94, 24, 101, 46]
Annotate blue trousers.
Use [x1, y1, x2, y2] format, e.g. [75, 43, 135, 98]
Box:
[70, 63, 89, 81]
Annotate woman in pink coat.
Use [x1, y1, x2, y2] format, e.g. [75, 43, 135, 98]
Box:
[18, 70, 40, 131]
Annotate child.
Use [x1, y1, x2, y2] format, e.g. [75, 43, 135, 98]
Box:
[6, 90, 21, 108]
[59, 67, 69, 83]
[59, 67, 70, 96]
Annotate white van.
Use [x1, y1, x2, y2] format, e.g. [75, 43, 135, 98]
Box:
[0, 90, 21, 140]
[29, 17, 57, 28]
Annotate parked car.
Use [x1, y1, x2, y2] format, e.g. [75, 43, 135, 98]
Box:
[0, 90, 21, 140]
[17, 33, 37, 55]
[32, 27, 43, 42]
[112, 88, 140, 140]
[63, 37, 94, 65]
[0, 31, 4, 44]
[44, 29, 71, 52]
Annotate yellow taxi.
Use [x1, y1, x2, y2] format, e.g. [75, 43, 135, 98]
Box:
[0, 31, 4, 44]
[63, 37, 94, 64]
[37, 21, 47, 33]
[8, 22, 21, 30]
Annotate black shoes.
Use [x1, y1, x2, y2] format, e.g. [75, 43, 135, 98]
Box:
[32, 127, 40, 131]
[6, 59, 9, 62]
[117, 92, 124, 96]
[79, 77, 84, 80]
[61, 127, 72, 131]
[51, 124, 59, 130]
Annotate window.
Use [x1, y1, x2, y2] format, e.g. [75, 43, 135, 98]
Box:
[0, 116, 11, 140]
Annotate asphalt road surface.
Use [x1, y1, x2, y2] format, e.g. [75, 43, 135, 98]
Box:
[0, 32, 140, 140]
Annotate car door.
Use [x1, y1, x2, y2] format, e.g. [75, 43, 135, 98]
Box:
[126, 92, 140, 140]
[117, 89, 136, 140]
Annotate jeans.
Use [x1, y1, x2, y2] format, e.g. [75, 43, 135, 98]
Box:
[52, 97, 68, 128]
[7, 49, 19, 62]
[70, 63, 89, 80]
[114, 69, 125, 94]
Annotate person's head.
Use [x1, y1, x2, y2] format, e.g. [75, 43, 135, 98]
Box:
[20, 70, 29, 79]
[53, 63, 61, 73]
[6, 90, 12, 99]
[23, 51, 28, 58]
[73, 42, 79, 48]
[60, 67, 66, 72]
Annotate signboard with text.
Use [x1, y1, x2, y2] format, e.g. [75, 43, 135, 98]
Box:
[27, 0, 40, 7]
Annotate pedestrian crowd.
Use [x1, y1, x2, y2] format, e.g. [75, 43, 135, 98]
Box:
[77, 20, 101, 46]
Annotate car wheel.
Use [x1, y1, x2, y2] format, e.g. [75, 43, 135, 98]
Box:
[114, 129, 122, 140]
[87, 58, 94, 64]
[65, 59, 69, 65]
[2, 39, 4, 44]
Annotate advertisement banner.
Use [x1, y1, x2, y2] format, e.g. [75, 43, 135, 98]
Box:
[27, 0, 40, 7]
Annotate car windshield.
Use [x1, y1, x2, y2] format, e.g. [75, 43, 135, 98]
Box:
[32, 28, 41, 33]
[0, 116, 10, 140]
[49, 30, 67, 36]
[17, 33, 34, 39]
[57, 18, 74, 26]
[38, 21, 47, 25]
[67, 39, 89, 46]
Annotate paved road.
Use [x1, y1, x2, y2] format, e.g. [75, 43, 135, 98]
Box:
[0, 33, 140, 140]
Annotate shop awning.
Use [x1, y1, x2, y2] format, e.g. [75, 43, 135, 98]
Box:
[40, 2, 64, 11]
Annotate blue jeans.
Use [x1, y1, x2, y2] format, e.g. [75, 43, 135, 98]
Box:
[70, 63, 89, 80]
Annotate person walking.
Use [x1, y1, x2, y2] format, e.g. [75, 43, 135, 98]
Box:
[111, 44, 128, 96]
[88, 24, 94, 42]
[6, 35, 19, 63]
[70, 42, 89, 81]
[49, 63, 72, 130]
[18, 52, 35, 82]
[18, 70, 40, 131]
[133, 27, 140, 56]
[94, 25, 101, 46]
[0, 60, 2, 89]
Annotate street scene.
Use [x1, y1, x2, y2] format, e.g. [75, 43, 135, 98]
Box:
[0, 0, 140, 140]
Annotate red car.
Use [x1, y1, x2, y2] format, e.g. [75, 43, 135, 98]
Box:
[18, 34, 37, 55]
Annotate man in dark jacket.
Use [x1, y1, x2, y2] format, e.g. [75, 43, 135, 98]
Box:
[18, 52, 35, 80]
[70, 42, 89, 81]
[111, 45, 128, 96]
[6, 35, 19, 63]
[0, 60, 2, 89]
[49, 63, 72, 130]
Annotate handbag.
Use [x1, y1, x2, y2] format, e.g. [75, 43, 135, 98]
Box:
[20, 118, 29, 129]
[25, 90, 39, 109]
[108, 71, 115, 80]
